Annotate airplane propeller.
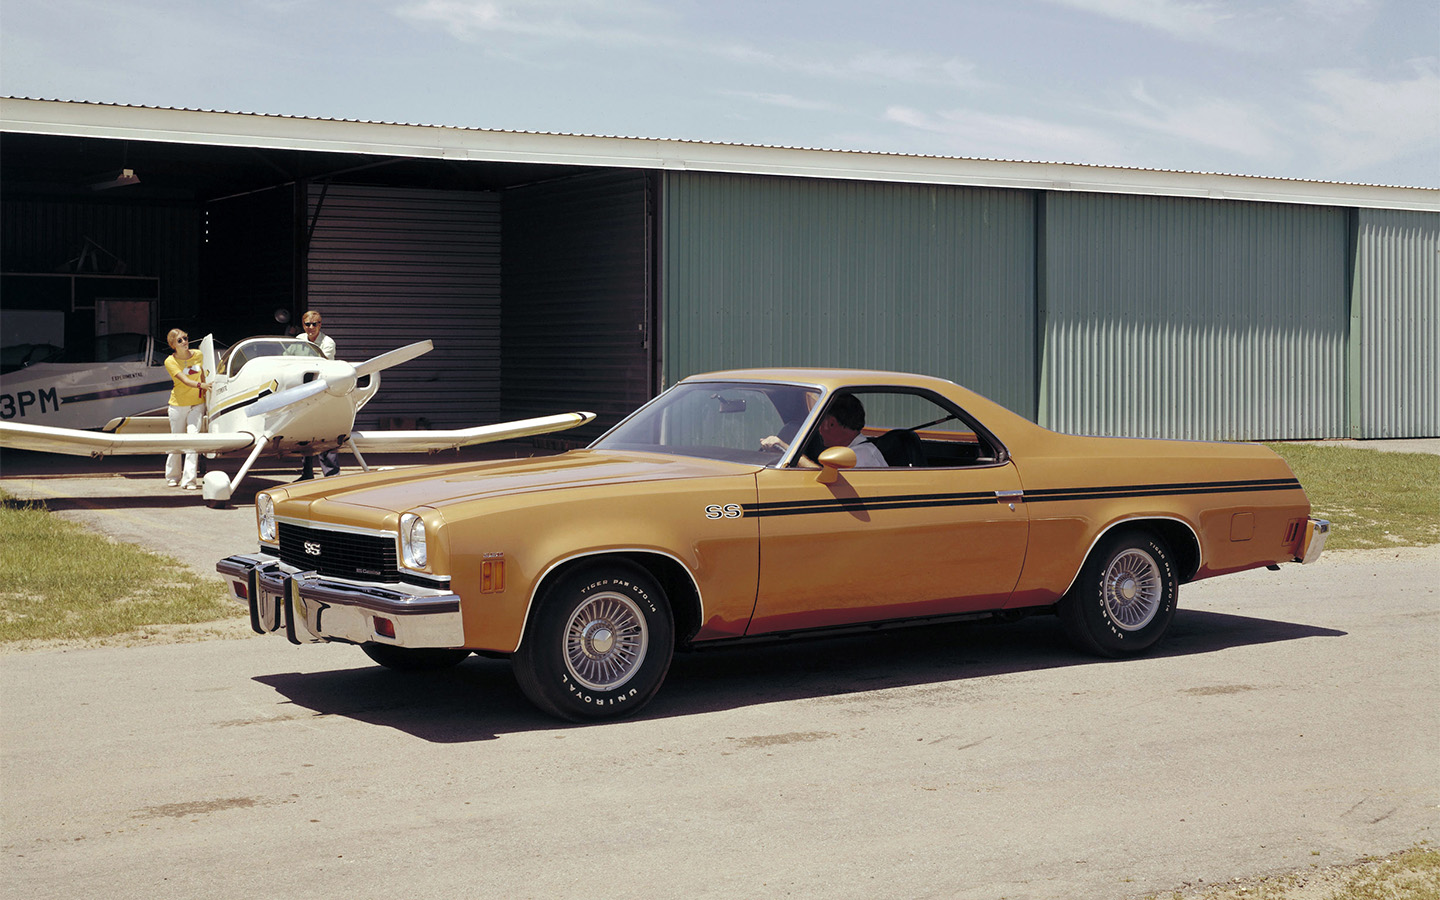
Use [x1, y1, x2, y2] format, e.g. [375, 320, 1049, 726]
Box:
[245, 379, 330, 417]
[354, 340, 432, 377]
[245, 340, 434, 418]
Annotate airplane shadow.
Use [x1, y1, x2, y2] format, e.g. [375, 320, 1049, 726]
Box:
[251, 609, 1346, 743]
[0, 475, 291, 511]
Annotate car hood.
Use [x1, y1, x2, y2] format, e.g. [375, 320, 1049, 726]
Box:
[294, 449, 762, 517]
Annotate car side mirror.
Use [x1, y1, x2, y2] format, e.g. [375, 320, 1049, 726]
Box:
[815, 446, 857, 484]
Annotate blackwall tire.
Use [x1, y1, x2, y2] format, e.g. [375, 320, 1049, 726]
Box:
[1059, 529, 1178, 658]
[513, 562, 674, 722]
[361, 643, 472, 671]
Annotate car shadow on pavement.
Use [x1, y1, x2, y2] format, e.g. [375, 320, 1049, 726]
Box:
[252, 609, 1345, 742]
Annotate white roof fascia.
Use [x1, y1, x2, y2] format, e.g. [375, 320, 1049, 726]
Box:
[4, 98, 1437, 213]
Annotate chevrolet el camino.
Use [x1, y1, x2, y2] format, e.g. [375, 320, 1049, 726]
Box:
[218, 369, 1329, 721]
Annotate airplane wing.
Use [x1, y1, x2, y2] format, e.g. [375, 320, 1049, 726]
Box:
[0, 421, 256, 457]
[350, 412, 596, 454]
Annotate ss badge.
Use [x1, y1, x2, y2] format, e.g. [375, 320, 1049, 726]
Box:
[704, 504, 743, 519]
[303, 541, 322, 556]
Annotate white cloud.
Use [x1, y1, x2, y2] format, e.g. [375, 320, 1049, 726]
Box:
[1038, 0, 1234, 39]
[717, 90, 837, 112]
[394, 0, 668, 45]
[883, 106, 1126, 163]
[1301, 59, 1440, 179]
[845, 49, 978, 87]
[398, 2, 979, 90]
[1109, 82, 1285, 161]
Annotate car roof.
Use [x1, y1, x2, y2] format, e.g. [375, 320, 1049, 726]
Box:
[679, 368, 961, 392]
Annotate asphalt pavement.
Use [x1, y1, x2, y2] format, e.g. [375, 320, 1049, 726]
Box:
[1, 442, 1437, 900]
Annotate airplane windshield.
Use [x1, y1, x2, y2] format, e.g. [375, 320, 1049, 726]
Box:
[225, 339, 325, 376]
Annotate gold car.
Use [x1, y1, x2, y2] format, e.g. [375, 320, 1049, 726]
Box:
[218, 369, 1328, 721]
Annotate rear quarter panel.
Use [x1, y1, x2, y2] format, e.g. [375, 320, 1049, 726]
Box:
[1006, 431, 1311, 606]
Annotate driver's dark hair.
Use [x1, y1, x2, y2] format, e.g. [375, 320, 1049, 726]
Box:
[827, 393, 866, 431]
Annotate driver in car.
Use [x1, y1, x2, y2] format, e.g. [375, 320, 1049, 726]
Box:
[762, 393, 888, 467]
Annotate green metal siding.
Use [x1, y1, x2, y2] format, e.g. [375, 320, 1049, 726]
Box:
[661, 172, 1037, 418]
[1039, 193, 1349, 440]
[1352, 209, 1440, 438]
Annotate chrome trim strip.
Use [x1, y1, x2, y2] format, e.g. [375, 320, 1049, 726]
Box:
[275, 516, 396, 539]
[215, 554, 464, 648]
[1299, 518, 1330, 564]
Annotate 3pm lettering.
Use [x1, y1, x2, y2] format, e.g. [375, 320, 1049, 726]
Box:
[0, 388, 61, 420]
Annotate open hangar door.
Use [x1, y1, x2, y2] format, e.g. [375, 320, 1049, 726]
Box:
[3, 129, 657, 435]
[300, 170, 655, 434]
[500, 169, 656, 441]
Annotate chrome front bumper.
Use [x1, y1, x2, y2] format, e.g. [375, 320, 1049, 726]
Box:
[1297, 518, 1331, 564]
[216, 553, 465, 648]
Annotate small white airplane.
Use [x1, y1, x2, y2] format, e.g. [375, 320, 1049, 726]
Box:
[0, 334, 594, 507]
[0, 332, 174, 429]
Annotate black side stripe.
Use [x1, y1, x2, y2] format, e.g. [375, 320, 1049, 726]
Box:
[1025, 478, 1300, 504]
[211, 389, 277, 419]
[60, 381, 172, 404]
[747, 491, 995, 518]
[741, 478, 1301, 519]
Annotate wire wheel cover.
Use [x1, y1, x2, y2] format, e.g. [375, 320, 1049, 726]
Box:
[563, 591, 650, 691]
[1102, 548, 1163, 631]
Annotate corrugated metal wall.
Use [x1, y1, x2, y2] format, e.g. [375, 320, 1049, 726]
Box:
[501, 170, 652, 437]
[661, 172, 1037, 418]
[1352, 209, 1440, 438]
[306, 184, 501, 430]
[1039, 193, 1349, 440]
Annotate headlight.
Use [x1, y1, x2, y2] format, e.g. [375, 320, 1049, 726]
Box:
[257, 493, 276, 543]
[400, 512, 427, 569]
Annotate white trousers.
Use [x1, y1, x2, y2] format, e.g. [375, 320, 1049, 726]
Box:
[165, 404, 204, 484]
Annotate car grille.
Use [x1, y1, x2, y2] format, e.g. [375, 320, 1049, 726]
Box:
[277, 522, 399, 582]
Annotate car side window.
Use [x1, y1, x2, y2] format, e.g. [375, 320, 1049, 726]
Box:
[793, 389, 1001, 468]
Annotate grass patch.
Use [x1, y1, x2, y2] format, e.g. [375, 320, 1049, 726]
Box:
[0, 494, 238, 644]
[1267, 444, 1440, 551]
[1150, 842, 1440, 899]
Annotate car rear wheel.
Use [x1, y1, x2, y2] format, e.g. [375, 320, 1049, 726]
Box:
[513, 562, 674, 721]
[1059, 529, 1177, 657]
[361, 643, 471, 671]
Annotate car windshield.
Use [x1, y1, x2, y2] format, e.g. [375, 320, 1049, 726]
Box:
[225, 339, 324, 376]
[593, 381, 819, 465]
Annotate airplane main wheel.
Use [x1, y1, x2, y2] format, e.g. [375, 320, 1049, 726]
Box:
[513, 562, 674, 721]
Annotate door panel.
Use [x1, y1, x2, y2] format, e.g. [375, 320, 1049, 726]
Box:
[747, 463, 1028, 633]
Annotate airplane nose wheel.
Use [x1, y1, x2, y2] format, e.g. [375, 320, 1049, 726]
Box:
[202, 471, 235, 509]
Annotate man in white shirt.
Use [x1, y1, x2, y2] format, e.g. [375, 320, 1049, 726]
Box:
[297, 310, 341, 480]
[817, 393, 888, 467]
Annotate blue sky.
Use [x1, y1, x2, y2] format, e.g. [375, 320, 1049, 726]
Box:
[3, 0, 1437, 187]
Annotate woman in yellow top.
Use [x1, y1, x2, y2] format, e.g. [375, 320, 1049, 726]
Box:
[163, 329, 209, 489]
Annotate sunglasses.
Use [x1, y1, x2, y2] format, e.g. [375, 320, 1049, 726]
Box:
[302, 322, 321, 328]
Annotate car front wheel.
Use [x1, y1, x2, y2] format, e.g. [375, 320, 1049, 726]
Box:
[513, 562, 674, 721]
[1059, 529, 1178, 657]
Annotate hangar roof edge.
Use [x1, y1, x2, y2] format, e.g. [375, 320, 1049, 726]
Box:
[2, 97, 1436, 213]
